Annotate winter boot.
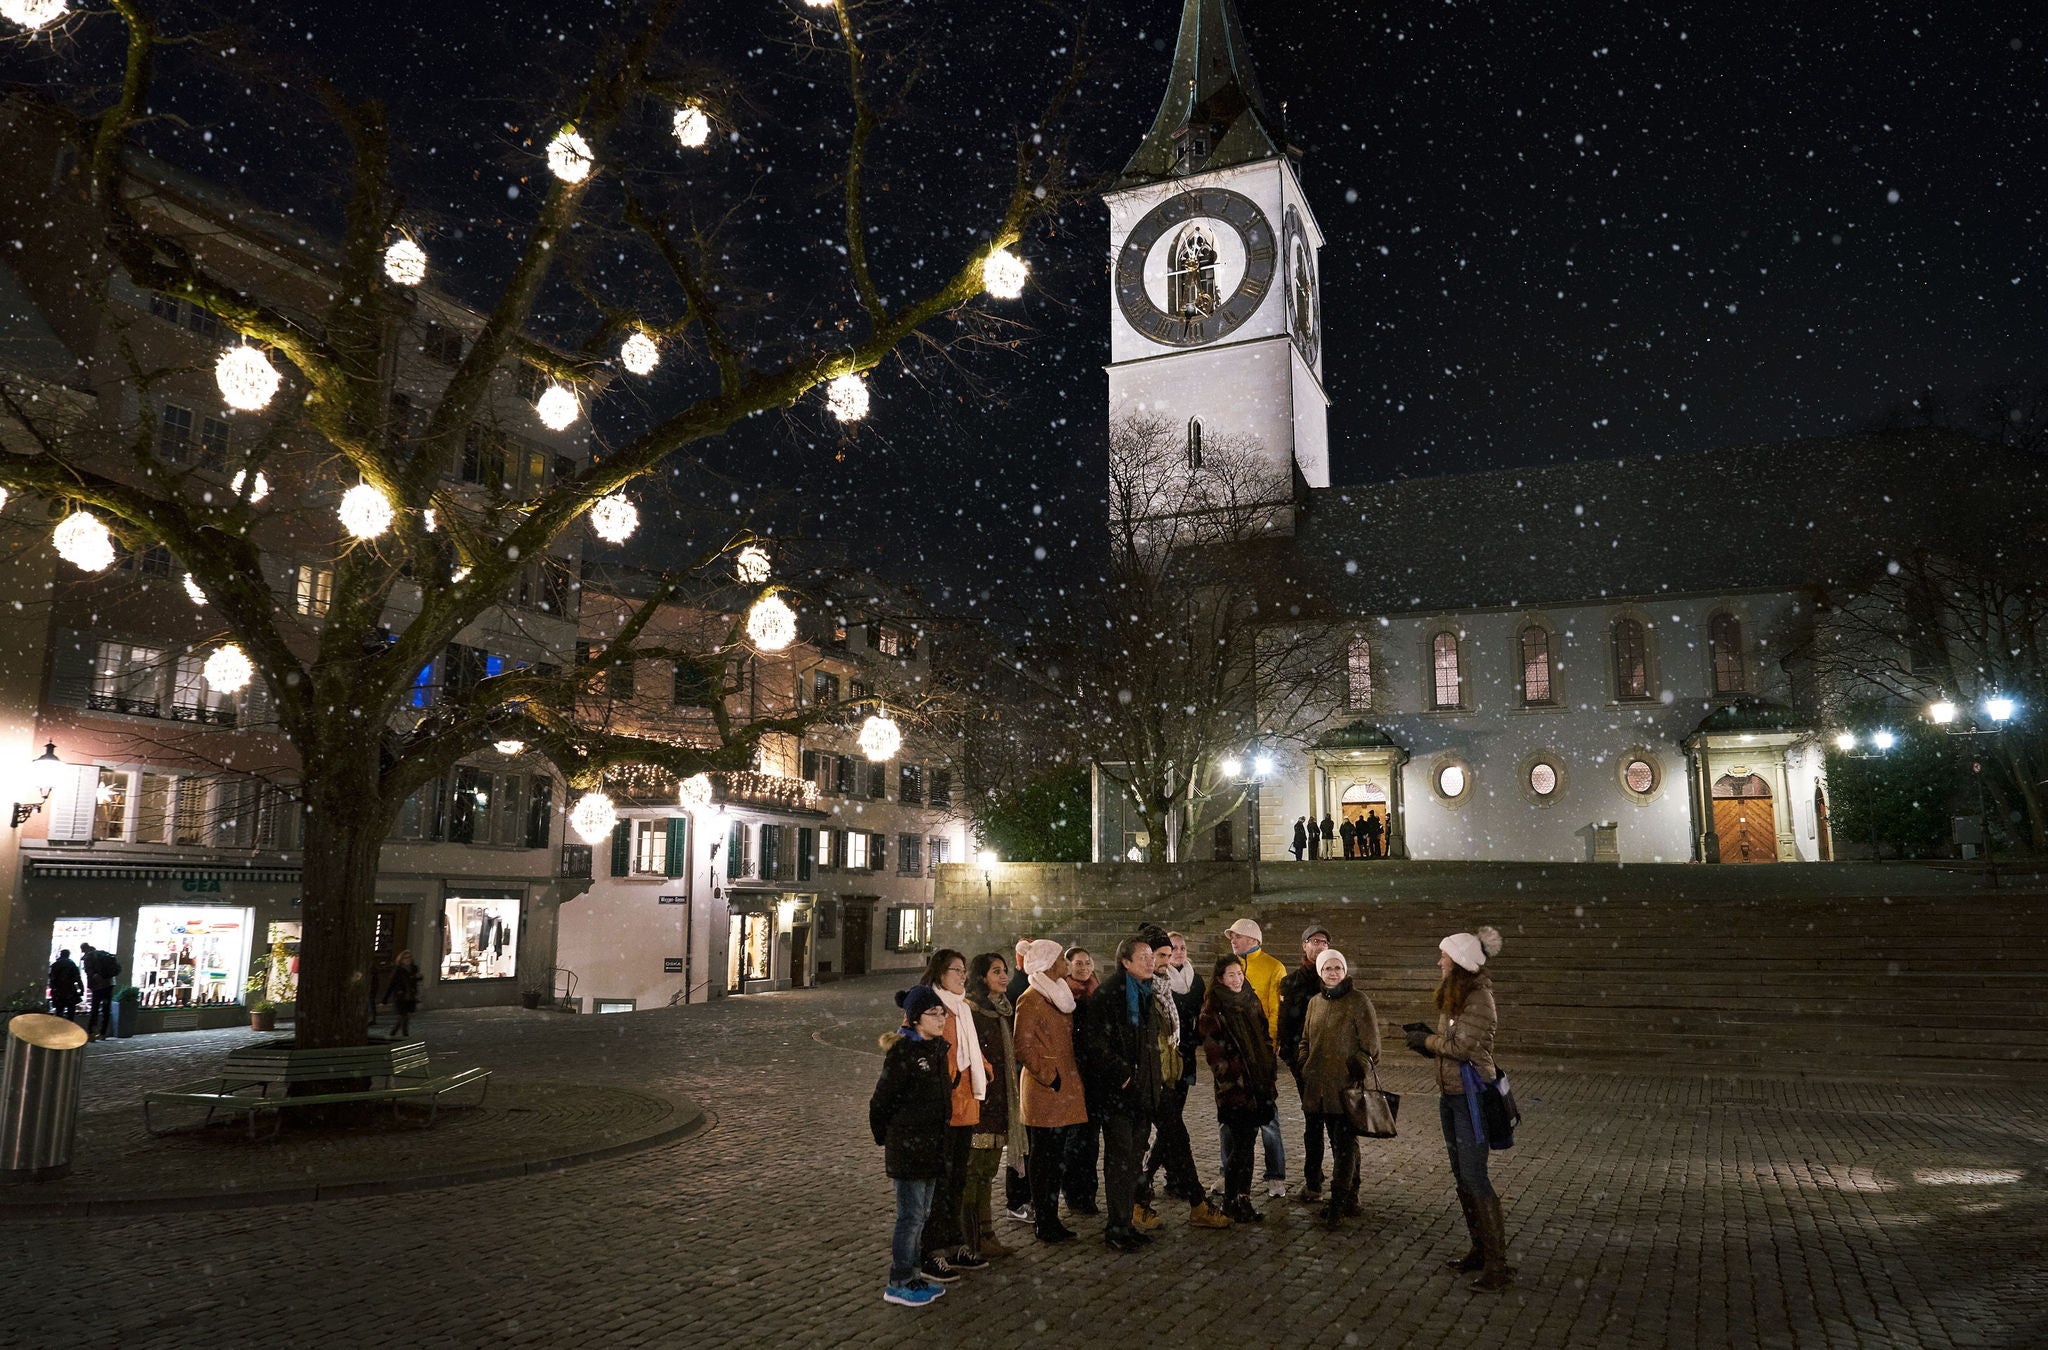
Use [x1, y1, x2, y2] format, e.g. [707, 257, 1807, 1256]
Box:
[978, 1216, 1011, 1257]
[1445, 1191, 1484, 1272]
[1222, 1195, 1265, 1224]
[1470, 1194, 1516, 1291]
[1188, 1199, 1233, 1229]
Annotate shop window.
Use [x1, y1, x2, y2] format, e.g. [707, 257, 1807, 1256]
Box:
[1520, 627, 1554, 705]
[255, 922, 301, 1004]
[1430, 631, 1462, 709]
[883, 904, 933, 954]
[48, 918, 120, 985]
[897, 833, 923, 876]
[442, 895, 519, 980]
[134, 905, 253, 1008]
[727, 911, 774, 990]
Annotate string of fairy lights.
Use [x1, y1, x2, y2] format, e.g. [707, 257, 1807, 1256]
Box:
[8, 0, 981, 844]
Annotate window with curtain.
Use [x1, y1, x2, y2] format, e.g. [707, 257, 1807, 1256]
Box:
[1345, 637, 1372, 711]
[1520, 627, 1554, 705]
[1710, 613, 1745, 694]
[1613, 619, 1649, 700]
[1431, 631, 1462, 709]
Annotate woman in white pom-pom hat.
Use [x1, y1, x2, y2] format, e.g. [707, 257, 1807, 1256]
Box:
[1402, 924, 1512, 1291]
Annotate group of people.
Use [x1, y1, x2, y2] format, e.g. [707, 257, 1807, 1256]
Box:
[1292, 812, 1387, 859]
[44, 943, 121, 1040]
[867, 914, 1511, 1307]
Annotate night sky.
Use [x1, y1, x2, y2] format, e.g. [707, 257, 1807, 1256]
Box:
[27, 1, 2044, 624]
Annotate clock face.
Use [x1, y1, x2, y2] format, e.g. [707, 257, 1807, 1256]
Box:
[1283, 205, 1320, 371]
[1114, 187, 1276, 348]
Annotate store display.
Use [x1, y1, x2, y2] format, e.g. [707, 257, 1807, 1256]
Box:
[134, 906, 253, 1008]
[442, 896, 518, 981]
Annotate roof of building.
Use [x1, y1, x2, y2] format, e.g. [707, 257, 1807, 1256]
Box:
[1119, 0, 1286, 187]
[0, 260, 84, 385]
[1253, 430, 2048, 617]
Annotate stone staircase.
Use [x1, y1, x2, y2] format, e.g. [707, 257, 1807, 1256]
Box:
[938, 859, 2048, 1082]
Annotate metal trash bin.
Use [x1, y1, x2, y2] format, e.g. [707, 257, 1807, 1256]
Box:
[1, 1013, 89, 1182]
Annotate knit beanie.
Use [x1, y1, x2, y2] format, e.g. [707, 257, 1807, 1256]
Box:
[1316, 948, 1348, 976]
[1022, 938, 1064, 975]
[1440, 925, 1504, 973]
[898, 985, 945, 1023]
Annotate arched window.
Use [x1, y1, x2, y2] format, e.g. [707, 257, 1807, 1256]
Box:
[1519, 626, 1553, 706]
[1431, 631, 1462, 709]
[1167, 222, 1220, 319]
[1345, 636, 1372, 711]
[1710, 613, 1745, 694]
[1187, 417, 1204, 470]
[1613, 618, 1649, 700]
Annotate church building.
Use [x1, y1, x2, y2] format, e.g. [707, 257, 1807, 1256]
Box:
[1091, 0, 2045, 866]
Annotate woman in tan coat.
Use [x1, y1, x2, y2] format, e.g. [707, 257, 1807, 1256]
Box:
[1297, 948, 1381, 1225]
[1404, 925, 1511, 1291]
[1012, 938, 1085, 1244]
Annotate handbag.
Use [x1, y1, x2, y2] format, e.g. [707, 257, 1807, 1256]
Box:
[1340, 1059, 1400, 1138]
[1460, 1060, 1519, 1149]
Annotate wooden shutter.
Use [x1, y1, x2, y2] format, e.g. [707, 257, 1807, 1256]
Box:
[526, 777, 552, 848]
[48, 629, 94, 709]
[45, 763, 97, 842]
[664, 817, 687, 877]
[870, 832, 885, 872]
[759, 824, 779, 880]
[797, 827, 814, 882]
[610, 819, 631, 876]
[726, 821, 744, 879]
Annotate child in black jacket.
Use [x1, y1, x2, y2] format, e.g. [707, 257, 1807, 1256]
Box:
[869, 985, 955, 1307]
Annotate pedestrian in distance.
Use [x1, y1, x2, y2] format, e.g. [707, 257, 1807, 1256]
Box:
[47, 948, 84, 1023]
[916, 948, 990, 1281]
[1276, 921, 1333, 1206]
[1405, 926, 1513, 1291]
[1197, 954, 1279, 1223]
[1013, 939, 1086, 1245]
[1290, 816, 1308, 861]
[1363, 810, 1385, 858]
[1339, 815, 1357, 859]
[382, 949, 422, 1038]
[1059, 946, 1103, 1216]
[1135, 927, 1232, 1231]
[870, 985, 955, 1308]
[1079, 936, 1167, 1252]
[79, 941, 120, 1040]
[963, 952, 1022, 1259]
[1223, 917, 1290, 1197]
[1306, 816, 1321, 859]
[1299, 948, 1381, 1226]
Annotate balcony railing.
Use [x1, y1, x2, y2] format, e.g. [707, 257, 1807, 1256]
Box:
[712, 771, 822, 814]
[86, 692, 237, 728]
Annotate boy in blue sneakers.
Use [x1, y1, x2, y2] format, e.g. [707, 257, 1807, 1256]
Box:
[870, 985, 957, 1306]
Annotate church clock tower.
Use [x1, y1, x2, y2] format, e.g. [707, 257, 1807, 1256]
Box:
[1106, 0, 1329, 535]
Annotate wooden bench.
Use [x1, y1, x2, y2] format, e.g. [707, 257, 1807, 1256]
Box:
[143, 1040, 491, 1140]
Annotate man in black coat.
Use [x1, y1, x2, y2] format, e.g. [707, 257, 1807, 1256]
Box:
[79, 942, 120, 1040]
[1275, 921, 1333, 1204]
[1339, 815, 1357, 859]
[1363, 810, 1385, 858]
[1320, 813, 1337, 855]
[1079, 937, 1164, 1252]
[1290, 817, 1308, 861]
[1136, 928, 1229, 1228]
[47, 949, 84, 1022]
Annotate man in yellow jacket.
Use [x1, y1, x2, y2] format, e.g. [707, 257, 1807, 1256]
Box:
[1225, 918, 1291, 1197]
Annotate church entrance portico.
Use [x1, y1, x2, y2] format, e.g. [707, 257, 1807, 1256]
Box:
[1683, 700, 1818, 864]
[1309, 722, 1409, 860]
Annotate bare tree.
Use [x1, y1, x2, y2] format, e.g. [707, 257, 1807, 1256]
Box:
[0, 0, 1083, 1053]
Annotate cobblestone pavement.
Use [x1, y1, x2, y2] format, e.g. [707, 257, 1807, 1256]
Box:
[9, 977, 2046, 1350]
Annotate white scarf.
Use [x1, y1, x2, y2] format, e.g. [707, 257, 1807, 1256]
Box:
[1026, 970, 1076, 1015]
[1165, 959, 1195, 997]
[935, 986, 988, 1100]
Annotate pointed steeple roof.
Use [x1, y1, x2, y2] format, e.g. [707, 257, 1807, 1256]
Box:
[1120, 0, 1285, 187]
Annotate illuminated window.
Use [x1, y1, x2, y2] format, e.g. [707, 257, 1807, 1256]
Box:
[1613, 619, 1649, 700]
[1520, 627, 1553, 705]
[1528, 762, 1557, 796]
[1436, 763, 1467, 799]
[1346, 637, 1372, 711]
[1623, 757, 1658, 796]
[294, 565, 333, 618]
[1431, 632, 1462, 709]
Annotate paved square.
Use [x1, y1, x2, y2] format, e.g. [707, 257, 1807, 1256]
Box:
[8, 976, 2044, 1349]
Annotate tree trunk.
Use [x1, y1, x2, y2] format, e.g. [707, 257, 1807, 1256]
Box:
[293, 746, 386, 1054]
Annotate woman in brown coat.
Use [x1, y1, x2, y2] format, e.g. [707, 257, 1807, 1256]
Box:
[1297, 948, 1381, 1225]
[1013, 938, 1085, 1244]
[1405, 925, 1511, 1290]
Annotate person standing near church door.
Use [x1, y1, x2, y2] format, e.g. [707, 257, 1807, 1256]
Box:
[1320, 812, 1336, 857]
[1364, 810, 1385, 859]
[1305, 816, 1320, 859]
[1339, 815, 1357, 859]
[1290, 817, 1308, 861]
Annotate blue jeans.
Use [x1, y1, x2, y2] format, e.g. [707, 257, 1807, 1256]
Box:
[1439, 1093, 1494, 1198]
[1221, 1113, 1285, 1183]
[891, 1178, 936, 1284]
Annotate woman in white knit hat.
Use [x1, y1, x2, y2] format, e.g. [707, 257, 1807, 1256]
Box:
[1297, 946, 1381, 1227]
[1404, 925, 1511, 1290]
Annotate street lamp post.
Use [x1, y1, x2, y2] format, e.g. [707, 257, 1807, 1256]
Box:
[1218, 752, 1274, 894]
[1931, 696, 2019, 889]
[1832, 729, 1894, 862]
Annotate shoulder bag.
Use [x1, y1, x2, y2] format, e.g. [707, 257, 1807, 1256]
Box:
[1341, 1059, 1400, 1138]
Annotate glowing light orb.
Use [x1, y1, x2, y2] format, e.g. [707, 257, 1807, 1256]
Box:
[215, 345, 281, 412]
[384, 238, 427, 286]
[589, 494, 638, 544]
[734, 544, 771, 584]
[678, 773, 713, 813]
[494, 739, 526, 756]
[746, 593, 797, 651]
[569, 791, 617, 844]
[230, 469, 270, 503]
[858, 710, 903, 763]
[620, 331, 660, 376]
[184, 573, 206, 606]
[52, 511, 115, 571]
[825, 371, 868, 422]
[803, 0, 834, 8]
[546, 127, 594, 183]
[1, 0, 67, 32]
[535, 383, 580, 431]
[982, 247, 1028, 298]
[672, 106, 711, 148]
[0, 485, 8, 511]
[202, 644, 253, 694]
[423, 508, 437, 533]
[338, 483, 394, 540]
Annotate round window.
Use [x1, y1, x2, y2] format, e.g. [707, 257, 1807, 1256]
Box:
[1437, 764, 1467, 798]
[1529, 762, 1557, 796]
[1624, 758, 1657, 794]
